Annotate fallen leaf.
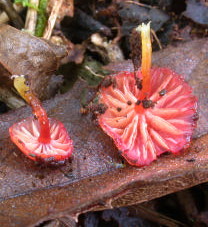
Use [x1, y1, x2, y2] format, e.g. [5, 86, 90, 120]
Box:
[50, 34, 85, 65]
[183, 0, 208, 26]
[88, 33, 124, 64]
[0, 25, 67, 102]
[118, 2, 170, 36]
[0, 38, 207, 227]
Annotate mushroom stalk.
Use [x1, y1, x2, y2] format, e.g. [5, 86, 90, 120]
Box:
[13, 76, 51, 143]
[136, 22, 152, 95]
[10, 75, 73, 165]
[97, 22, 198, 166]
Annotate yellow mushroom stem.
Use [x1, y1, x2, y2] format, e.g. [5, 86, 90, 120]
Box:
[13, 75, 51, 143]
[13, 75, 34, 104]
[136, 22, 152, 95]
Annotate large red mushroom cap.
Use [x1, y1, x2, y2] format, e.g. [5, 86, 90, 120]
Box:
[98, 69, 198, 166]
[9, 75, 73, 165]
[97, 22, 198, 166]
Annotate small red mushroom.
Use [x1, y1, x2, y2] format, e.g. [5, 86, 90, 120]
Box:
[9, 75, 73, 165]
[97, 23, 198, 166]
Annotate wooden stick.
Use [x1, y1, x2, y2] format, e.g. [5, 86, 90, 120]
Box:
[25, 0, 39, 34]
[43, 0, 63, 40]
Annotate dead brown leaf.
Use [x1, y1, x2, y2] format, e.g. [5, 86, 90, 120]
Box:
[0, 25, 67, 103]
[0, 38, 207, 227]
[183, 0, 208, 26]
[50, 33, 85, 64]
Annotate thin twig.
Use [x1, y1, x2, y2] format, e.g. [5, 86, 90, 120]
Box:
[43, 0, 64, 40]
[0, 0, 24, 28]
[125, 0, 153, 9]
[25, 0, 39, 34]
[112, 19, 122, 44]
[151, 28, 162, 50]
[132, 204, 188, 227]
[0, 3, 23, 25]
[85, 66, 105, 78]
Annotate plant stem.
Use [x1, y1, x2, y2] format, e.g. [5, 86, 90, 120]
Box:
[0, 3, 23, 26]
[0, 0, 24, 29]
[13, 75, 51, 143]
[35, 0, 48, 37]
[25, 0, 39, 34]
[43, 0, 64, 40]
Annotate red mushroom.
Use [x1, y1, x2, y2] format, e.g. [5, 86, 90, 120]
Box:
[9, 75, 73, 165]
[97, 23, 198, 166]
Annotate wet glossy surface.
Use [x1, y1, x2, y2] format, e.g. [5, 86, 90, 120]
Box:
[98, 68, 197, 166]
[0, 38, 207, 227]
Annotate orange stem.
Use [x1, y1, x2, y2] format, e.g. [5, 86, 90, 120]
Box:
[13, 76, 51, 143]
[136, 22, 152, 96]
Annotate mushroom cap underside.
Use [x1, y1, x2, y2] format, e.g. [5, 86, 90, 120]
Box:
[98, 68, 198, 166]
[9, 116, 73, 164]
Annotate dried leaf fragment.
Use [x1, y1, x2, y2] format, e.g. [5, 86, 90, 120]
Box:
[0, 25, 67, 102]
